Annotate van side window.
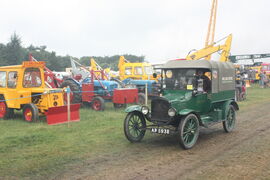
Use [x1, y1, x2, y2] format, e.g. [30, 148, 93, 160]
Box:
[8, 71, 18, 88]
[0, 71, 6, 87]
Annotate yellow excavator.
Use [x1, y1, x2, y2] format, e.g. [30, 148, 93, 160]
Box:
[186, 34, 232, 62]
[118, 56, 158, 81]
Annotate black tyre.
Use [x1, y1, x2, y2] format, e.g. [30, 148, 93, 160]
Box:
[91, 96, 105, 111]
[138, 93, 146, 105]
[124, 111, 146, 142]
[22, 103, 39, 122]
[178, 114, 200, 149]
[0, 100, 14, 120]
[81, 102, 91, 108]
[60, 79, 82, 104]
[223, 105, 236, 133]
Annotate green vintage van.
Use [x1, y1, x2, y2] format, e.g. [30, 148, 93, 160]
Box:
[123, 60, 239, 149]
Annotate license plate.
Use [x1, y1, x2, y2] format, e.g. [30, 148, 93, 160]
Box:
[151, 128, 170, 135]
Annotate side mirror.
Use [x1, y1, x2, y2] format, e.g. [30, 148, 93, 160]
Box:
[153, 73, 157, 78]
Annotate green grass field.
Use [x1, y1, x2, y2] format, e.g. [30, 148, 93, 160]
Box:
[0, 84, 270, 179]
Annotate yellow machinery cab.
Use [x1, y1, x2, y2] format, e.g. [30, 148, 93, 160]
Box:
[0, 61, 80, 125]
[118, 56, 158, 81]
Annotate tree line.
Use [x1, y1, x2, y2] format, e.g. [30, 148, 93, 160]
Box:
[0, 33, 145, 71]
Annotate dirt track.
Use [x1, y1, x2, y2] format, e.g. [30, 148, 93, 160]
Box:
[55, 102, 270, 180]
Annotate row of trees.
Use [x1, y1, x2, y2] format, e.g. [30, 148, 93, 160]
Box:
[0, 33, 145, 71]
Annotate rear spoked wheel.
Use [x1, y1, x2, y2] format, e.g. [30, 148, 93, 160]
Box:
[178, 114, 200, 149]
[124, 112, 146, 142]
[223, 105, 236, 133]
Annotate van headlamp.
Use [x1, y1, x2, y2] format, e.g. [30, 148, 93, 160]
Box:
[168, 108, 176, 117]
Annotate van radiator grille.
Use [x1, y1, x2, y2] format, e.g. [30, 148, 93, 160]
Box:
[151, 98, 170, 122]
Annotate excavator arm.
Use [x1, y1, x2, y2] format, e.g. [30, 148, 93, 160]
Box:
[186, 34, 232, 62]
[118, 56, 129, 70]
[90, 58, 98, 71]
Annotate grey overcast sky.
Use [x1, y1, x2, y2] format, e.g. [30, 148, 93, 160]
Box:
[1, 0, 270, 63]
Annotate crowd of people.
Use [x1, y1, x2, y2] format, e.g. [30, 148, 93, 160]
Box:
[259, 71, 269, 88]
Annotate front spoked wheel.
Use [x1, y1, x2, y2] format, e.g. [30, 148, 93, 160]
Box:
[124, 112, 146, 142]
[223, 105, 236, 133]
[178, 114, 200, 149]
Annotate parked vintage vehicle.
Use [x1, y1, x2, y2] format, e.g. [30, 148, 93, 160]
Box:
[118, 56, 160, 97]
[60, 58, 144, 111]
[123, 60, 239, 149]
[0, 61, 80, 125]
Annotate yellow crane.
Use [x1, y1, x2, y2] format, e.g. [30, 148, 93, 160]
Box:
[205, 0, 218, 51]
[184, 0, 245, 101]
[185, 0, 232, 62]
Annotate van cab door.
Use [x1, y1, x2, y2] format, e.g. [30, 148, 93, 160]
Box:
[192, 93, 212, 113]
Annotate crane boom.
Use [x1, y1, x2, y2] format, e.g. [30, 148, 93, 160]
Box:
[205, 0, 218, 60]
[205, 0, 218, 47]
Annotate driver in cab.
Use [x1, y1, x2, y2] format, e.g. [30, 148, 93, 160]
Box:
[196, 69, 211, 93]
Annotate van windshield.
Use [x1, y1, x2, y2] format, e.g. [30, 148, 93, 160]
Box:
[163, 69, 196, 90]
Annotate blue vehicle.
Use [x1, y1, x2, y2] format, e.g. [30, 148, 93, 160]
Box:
[61, 72, 143, 111]
[122, 78, 160, 97]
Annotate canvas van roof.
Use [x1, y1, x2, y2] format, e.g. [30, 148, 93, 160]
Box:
[162, 60, 236, 93]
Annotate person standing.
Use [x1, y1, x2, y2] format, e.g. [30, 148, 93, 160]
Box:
[263, 72, 269, 88]
[259, 71, 265, 88]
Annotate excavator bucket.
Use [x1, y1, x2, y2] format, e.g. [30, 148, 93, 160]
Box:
[46, 104, 80, 125]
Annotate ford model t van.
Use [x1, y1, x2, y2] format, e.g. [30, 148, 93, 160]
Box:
[123, 60, 239, 149]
